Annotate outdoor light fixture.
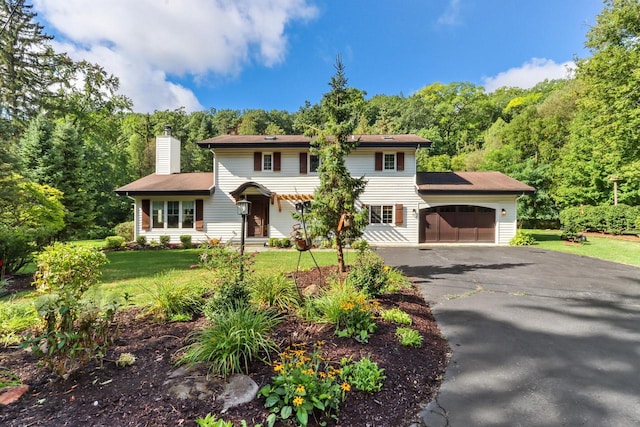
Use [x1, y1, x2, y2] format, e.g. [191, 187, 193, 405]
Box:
[236, 199, 252, 278]
[237, 199, 251, 216]
[412, 208, 417, 218]
[501, 208, 507, 216]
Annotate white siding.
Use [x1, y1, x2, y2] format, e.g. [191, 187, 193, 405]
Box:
[155, 135, 181, 174]
[134, 196, 211, 244]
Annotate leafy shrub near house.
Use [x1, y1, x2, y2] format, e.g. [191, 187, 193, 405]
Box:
[159, 235, 171, 247]
[24, 243, 115, 378]
[180, 235, 192, 249]
[105, 235, 126, 250]
[114, 221, 134, 242]
[136, 235, 147, 247]
[509, 230, 536, 246]
[347, 250, 388, 297]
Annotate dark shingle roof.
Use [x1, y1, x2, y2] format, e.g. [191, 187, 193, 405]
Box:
[198, 134, 430, 149]
[115, 173, 214, 196]
[416, 172, 535, 195]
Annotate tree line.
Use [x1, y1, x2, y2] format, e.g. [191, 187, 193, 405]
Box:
[1, 0, 638, 271]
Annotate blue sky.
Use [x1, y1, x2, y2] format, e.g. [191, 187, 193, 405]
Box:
[32, 0, 604, 113]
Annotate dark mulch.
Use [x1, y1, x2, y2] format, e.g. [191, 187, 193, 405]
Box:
[0, 267, 450, 426]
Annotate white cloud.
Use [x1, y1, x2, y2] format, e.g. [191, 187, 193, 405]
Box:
[33, 0, 317, 112]
[482, 58, 575, 92]
[437, 0, 462, 26]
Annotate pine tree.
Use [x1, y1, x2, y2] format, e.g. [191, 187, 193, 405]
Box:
[0, 0, 66, 136]
[310, 57, 368, 272]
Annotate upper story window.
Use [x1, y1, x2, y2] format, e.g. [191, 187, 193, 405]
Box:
[299, 152, 321, 174]
[262, 153, 273, 172]
[254, 151, 281, 172]
[310, 155, 320, 173]
[383, 153, 396, 171]
[375, 152, 405, 172]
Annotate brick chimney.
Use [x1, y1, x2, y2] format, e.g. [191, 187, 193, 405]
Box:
[155, 126, 181, 175]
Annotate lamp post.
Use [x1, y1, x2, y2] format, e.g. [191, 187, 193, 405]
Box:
[236, 199, 251, 256]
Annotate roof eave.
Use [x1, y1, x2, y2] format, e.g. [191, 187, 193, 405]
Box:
[115, 188, 215, 197]
[417, 189, 536, 195]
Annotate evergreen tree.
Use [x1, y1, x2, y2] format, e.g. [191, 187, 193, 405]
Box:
[0, 0, 66, 136]
[310, 57, 368, 273]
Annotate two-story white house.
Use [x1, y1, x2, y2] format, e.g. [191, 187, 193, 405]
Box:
[115, 129, 534, 246]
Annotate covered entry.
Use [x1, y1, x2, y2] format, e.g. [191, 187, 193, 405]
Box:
[420, 205, 495, 243]
[230, 181, 272, 238]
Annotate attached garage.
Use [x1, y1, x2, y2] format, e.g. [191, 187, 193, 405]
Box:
[421, 205, 495, 243]
[416, 172, 535, 245]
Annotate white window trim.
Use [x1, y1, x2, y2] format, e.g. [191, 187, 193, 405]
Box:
[369, 205, 394, 224]
[262, 152, 273, 172]
[383, 153, 396, 172]
[150, 200, 196, 230]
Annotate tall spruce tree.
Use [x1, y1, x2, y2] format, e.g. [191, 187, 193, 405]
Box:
[310, 57, 368, 272]
[0, 0, 66, 137]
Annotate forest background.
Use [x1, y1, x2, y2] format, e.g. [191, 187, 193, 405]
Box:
[1, 0, 638, 272]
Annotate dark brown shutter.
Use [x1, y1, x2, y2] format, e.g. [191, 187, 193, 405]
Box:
[375, 152, 383, 171]
[141, 199, 150, 231]
[397, 152, 405, 171]
[299, 152, 308, 174]
[395, 204, 404, 225]
[195, 199, 204, 231]
[254, 152, 261, 171]
[274, 152, 281, 171]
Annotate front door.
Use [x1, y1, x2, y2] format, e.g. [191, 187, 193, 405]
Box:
[246, 196, 268, 237]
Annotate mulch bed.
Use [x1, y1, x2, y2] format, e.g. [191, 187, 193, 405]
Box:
[0, 267, 450, 426]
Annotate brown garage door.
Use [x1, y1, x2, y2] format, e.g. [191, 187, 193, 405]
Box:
[421, 205, 495, 243]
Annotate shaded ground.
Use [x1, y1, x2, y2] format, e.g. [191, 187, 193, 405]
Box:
[0, 267, 450, 426]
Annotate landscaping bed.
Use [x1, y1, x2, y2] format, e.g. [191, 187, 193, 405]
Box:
[0, 267, 450, 426]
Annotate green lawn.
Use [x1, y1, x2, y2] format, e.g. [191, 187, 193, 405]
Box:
[526, 229, 640, 268]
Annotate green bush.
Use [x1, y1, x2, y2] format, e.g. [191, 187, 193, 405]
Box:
[347, 250, 388, 297]
[395, 327, 423, 347]
[113, 221, 134, 242]
[604, 204, 637, 234]
[24, 243, 115, 378]
[105, 235, 126, 250]
[178, 305, 280, 377]
[248, 273, 300, 312]
[560, 204, 639, 235]
[180, 235, 192, 249]
[260, 342, 350, 427]
[509, 230, 536, 246]
[136, 235, 147, 247]
[159, 235, 171, 247]
[204, 279, 250, 320]
[380, 308, 412, 325]
[268, 238, 279, 248]
[350, 239, 370, 252]
[142, 271, 204, 321]
[0, 300, 39, 346]
[383, 267, 411, 293]
[195, 414, 233, 427]
[280, 237, 292, 248]
[340, 356, 386, 393]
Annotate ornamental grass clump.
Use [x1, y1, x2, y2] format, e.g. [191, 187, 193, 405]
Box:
[248, 273, 301, 312]
[142, 270, 205, 321]
[178, 305, 280, 377]
[260, 342, 351, 427]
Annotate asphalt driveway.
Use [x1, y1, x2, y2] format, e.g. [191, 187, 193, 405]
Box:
[377, 247, 640, 427]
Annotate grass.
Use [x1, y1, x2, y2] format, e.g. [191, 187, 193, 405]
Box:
[525, 229, 640, 268]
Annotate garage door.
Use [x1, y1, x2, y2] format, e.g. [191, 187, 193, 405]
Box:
[420, 205, 495, 243]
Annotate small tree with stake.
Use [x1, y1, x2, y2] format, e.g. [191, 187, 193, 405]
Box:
[309, 57, 368, 273]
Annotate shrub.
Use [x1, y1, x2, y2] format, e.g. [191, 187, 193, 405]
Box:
[280, 237, 292, 248]
[114, 221, 134, 242]
[24, 243, 116, 378]
[0, 300, 39, 346]
[142, 271, 204, 321]
[350, 239, 370, 252]
[105, 235, 126, 250]
[199, 240, 252, 283]
[395, 327, 423, 347]
[509, 230, 536, 246]
[340, 356, 386, 393]
[383, 267, 411, 293]
[380, 308, 412, 325]
[204, 279, 250, 320]
[604, 204, 636, 235]
[136, 235, 147, 247]
[178, 305, 280, 377]
[347, 250, 388, 297]
[248, 273, 300, 312]
[268, 238, 279, 248]
[260, 342, 350, 427]
[196, 414, 233, 427]
[159, 235, 171, 247]
[180, 235, 193, 249]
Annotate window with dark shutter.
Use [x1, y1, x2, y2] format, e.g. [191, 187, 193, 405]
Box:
[195, 199, 204, 231]
[375, 152, 383, 171]
[274, 152, 281, 171]
[395, 204, 404, 225]
[300, 152, 308, 174]
[141, 199, 150, 231]
[254, 152, 262, 171]
[397, 152, 405, 171]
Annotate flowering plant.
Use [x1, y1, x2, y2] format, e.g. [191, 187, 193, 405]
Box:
[335, 293, 380, 343]
[259, 342, 350, 426]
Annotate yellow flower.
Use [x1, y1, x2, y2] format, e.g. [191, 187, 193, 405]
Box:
[273, 363, 284, 372]
[341, 382, 351, 392]
[315, 340, 325, 346]
[293, 396, 304, 406]
[295, 385, 305, 394]
[318, 371, 326, 378]
[341, 302, 355, 311]
[384, 265, 391, 271]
